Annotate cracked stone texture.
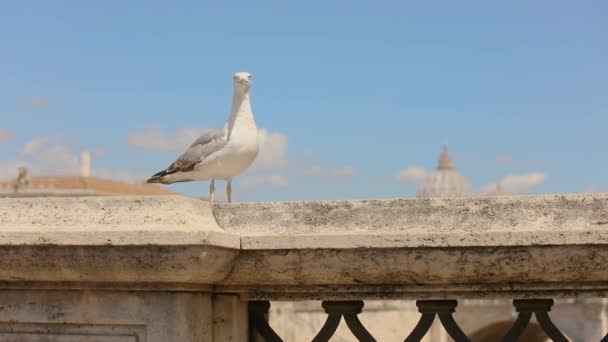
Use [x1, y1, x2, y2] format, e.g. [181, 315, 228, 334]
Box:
[1, 194, 608, 341]
[214, 194, 608, 235]
[214, 194, 608, 290]
[1, 194, 607, 291]
[214, 194, 608, 249]
[0, 195, 237, 247]
[0, 196, 239, 283]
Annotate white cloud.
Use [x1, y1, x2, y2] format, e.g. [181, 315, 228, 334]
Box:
[480, 172, 548, 195]
[90, 167, 144, 184]
[333, 166, 357, 177]
[250, 128, 289, 170]
[0, 127, 15, 143]
[303, 166, 323, 176]
[127, 125, 209, 152]
[301, 164, 357, 178]
[20, 136, 81, 175]
[241, 173, 288, 189]
[22, 136, 48, 155]
[396, 166, 428, 184]
[0, 136, 141, 183]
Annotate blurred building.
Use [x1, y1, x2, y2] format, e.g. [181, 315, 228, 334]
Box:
[0, 151, 175, 198]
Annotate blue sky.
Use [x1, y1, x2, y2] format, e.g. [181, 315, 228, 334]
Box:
[1, 0, 607, 201]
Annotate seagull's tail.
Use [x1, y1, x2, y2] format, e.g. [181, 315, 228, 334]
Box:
[146, 170, 170, 184]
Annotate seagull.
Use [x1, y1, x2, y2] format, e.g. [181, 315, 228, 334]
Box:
[146, 72, 259, 203]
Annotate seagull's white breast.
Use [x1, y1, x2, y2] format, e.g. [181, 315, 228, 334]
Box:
[193, 121, 258, 180]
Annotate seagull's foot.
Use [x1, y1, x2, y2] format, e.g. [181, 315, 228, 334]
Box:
[226, 179, 232, 203]
[209, 180, 215, 204]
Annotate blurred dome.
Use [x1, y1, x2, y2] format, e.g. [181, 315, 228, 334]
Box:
[417, 145, 472, 198]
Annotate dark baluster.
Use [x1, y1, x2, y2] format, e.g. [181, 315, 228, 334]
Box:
[502, 299, 569, 342]
[501, 312, 532, 341]
[404, 300, 471, 342]
[404, 313, 434, 342]
[312, 301, 376, 342]
[248, 301, 283, 342]
[312, 312, 341, 342]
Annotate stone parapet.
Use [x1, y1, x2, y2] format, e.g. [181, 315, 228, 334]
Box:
[0, 196, 238, 285]
[1, 194, 608, 341]
[1, 194, 607, 298]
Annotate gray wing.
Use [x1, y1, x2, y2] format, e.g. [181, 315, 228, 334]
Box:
[163, 128, 227, 174]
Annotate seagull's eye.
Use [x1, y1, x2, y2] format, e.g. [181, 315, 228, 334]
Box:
[234, 75, 238, 79]
[248, 75, 252, 79]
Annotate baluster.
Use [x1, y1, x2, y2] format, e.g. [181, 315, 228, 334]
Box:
[404, 300, 471, 342]
[502, 299, 569, 342]
[248, 301, 283, 342]
[312, 301, 376, 342]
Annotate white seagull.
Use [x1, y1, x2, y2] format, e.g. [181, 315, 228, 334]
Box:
[146, 72, 259, 203]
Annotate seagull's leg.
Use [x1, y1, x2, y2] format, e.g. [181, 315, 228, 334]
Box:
[209, 179, 215, 204]
[226, 179, 232, 203]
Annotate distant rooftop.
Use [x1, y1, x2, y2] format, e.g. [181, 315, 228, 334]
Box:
[1, 150, 176, 198]
[0, 168, 175, 198]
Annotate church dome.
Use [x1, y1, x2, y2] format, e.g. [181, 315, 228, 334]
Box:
[417, 145, 472, 198]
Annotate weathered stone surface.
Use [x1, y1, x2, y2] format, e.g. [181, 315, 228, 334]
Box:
[0, 245, 236, 283]
[214, 194, 608, 297]
[0, 290, 212, 342]
[1, 194, 607, 296]
[239, 228, 608, 249]
[0, 194, 607, 340]
[0, 196, 239, 284]
[0, 195, 237, 247]
[218, 245, 608, 299]
[215, 194, 608, 237]
[220, 245, 608, 285]
[212, 295, 248, 341]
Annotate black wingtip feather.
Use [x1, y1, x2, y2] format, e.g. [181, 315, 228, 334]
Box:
[146, 170, 168, 184]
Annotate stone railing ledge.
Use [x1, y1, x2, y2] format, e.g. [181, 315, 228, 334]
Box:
[1, 193, 608, 297]
[214, 194, 608, 236]
[0, 196, 240, 285]
[215, 194, 608, 297]
[0, 195, 239, 248]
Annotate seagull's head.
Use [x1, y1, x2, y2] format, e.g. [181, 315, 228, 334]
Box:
[233, 72, 252, 91]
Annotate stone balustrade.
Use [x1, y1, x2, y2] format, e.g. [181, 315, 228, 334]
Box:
[0, 194, 607, 341]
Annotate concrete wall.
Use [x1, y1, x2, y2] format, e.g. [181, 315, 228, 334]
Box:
[1, 194, 607, 341]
